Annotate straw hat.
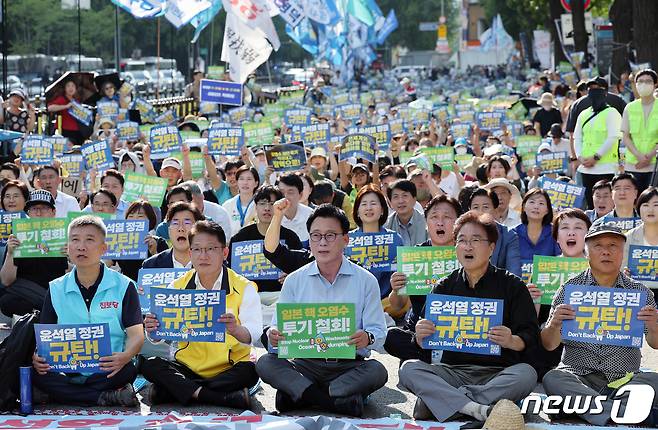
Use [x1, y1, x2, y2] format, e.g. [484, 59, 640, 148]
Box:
[537, 92, 556, 107]
[483, 178, 522, 211]
[479, 399, 531, 430]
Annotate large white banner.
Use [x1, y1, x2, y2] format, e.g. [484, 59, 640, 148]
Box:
[221, 11, 273, 83]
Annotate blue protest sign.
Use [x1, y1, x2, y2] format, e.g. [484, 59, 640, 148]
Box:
[562, 284, 646, 347]
[49, 135, 71, 157]
[349, 124, 392, 150]
[131, 98, 156, 123]
[539, 177, 585, 211]
[422, 294, 504, 355]
[151, 288, 226, 342]
[102, 219, 148, 260]
[137, 268, 190, 313]
[521, 259, 533, 286]
[35, 323, 112, 373]
[345, 231, 399, 272]
[339, 134, 376, 163]
[149, 125, 182, 159]
[0, 130, 23, 141]
[154, 109, 178, 125]
[68, 101, 93, 126]
[80, 140, 114, 171]
[284, 108, 312, 126]
[20, 135, 54, 165]
[60, 154, 84, 178]
[207, 125, 244, 156]
[291, 123, 330, 148]
[537, 151, 568, 174]
[475, 111, 505, 131]
[96, 100, 119, 119]
[628, 246, 658, 283]
[451, 123, 471, 139]
[200, 79, 243, 106]
[228, 106, 251, 124]
[0, 211, 26, 246]
[600, 217, 643, 234]
[265, 142, 307, 172]
[116, 121, 140, 141]
[337, 103, 362, 120]
[231, 240, 283, 280]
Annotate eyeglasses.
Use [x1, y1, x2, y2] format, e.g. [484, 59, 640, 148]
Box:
[456, 237, 489, 247]
[27, 206, 52, 214]
[169, 219, 194, 228]
[309, 232, 342, 243]
[256, 201, 274, 207]
[190, 246, 222, 255]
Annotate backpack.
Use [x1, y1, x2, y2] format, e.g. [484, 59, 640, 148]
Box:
[0, 311, 39, 412]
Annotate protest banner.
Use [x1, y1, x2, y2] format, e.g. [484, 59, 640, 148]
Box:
[0, 211, 26, 246]
[521, 260, 533, 285]
[475, 111, 505, 131]
[628, 245, 658, 282]
[67, 101, 93, 126]
[137, 268, 190, 313]
[537, 151, 568, 174]
[96, 100, 119, 119]
[228, 106, 251, 124]
[539, 177, 585, 211]
[454, 153, 471, 169]
[389, 118, 406, 135]
[291, 123, 330, 148]
[151, 288, 226, 342]
[102, 219, 148, 260]
[274, 0, 304, 27]
[284, 108, 312, 126]
[562, 284, 646, 347]
[420, 147, 455, 170]
[0, 130, 23, 141]
[49, 135, 70, 157]
[422, 294, 503, 355]
[337, 103, 362, 120]
[450, 123, 471, 139]
[122, 172, 169, 206]
[457, 110, 475, 123]
[131, 98, 156, 123]
[12, 218, 67, 258]
[339, 134, 376, 163]
[349, 124, 392, 150]
[207, 126, 244, 156]
[80, 140, 114, 171]
[35, 323, 111, 373]
[200, 79, 243, 106]
[199, 102, 220, 115]
[600, 217, 643, 234]
[277, 303, 356, 359]
[171, 151, 204, 178]
[332, 92, 350, 105]
[20, 135, 53, 165]
[265, 142, 306, 173]
[398, 246, 460, 295]
[149, 125, 182, 159]
[433, 105, 451, 122]
[411, 109, 431, 125]
[345, 231, 398, 272]
[516, 135, 541, 156]
[243, 121, 274, 147]
[60, 177, 81, 197]
[116, 121, 140, 141]
[230, 240, 282, 280]
[531, 256, 589, 305]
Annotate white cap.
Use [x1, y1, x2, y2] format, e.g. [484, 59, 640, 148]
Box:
[161, 157, 182, 170]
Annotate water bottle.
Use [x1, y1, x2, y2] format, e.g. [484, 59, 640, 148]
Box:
[19, 366, 33, 414]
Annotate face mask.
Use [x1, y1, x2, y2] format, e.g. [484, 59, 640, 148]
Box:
[542, 103, 552, 111]
[588, 88, 607, 110]
[636, 82, 655, 97]
[253, 114, 263, 122]
[455, 146, 468, 155]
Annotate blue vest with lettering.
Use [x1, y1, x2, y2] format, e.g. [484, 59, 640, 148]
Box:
[49, 266, 132, 355]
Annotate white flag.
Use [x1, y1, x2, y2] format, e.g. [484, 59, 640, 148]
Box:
[165, 0, 212, 29]
[221, 11, 273, 83]
[222, 0, 280, 50]
[264, 0, 305, 28]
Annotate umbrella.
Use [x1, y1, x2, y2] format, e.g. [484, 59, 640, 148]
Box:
[45, 71, 97, 106]
[85, 72, 125, 106]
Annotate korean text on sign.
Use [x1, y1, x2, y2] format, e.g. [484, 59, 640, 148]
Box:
[265, 143, 306, 173]
[340, 134, 376, 164]
[81, 140, 114, 171]
[350, 124, 392, 150]
[151, 288, 226, 342]
[532, 255, 589, 305]
[291, 123, 330, 148]
[277, 303, 356, 359]
[345, 232, 397, 272]
[67, 101, 93, 126]
[122, 172, 169, 207]
[628, 245, 658, 283]
[0, 211, 25, 246]
[537, 151, 568, 174]
[149, 125, 182, 159]
[207, 126, 244, 156]
[136, 268, 189, 313]
[243, 121, 275, 147]
[601, 217, 642, 234]
[12, 218, 67, 258]
[21, 136, 53, 165]
[103, 219, 148, 260]
[422, 294, 503, 355]
[562, 284, 646, 347]
[35, 323, 111, 373]
[231, 240, 282, 280]
[284, 108, 312, 126]
[398, 246, 461, 295]
[540, 177, 585, 211]
[117, 121, 140, 141]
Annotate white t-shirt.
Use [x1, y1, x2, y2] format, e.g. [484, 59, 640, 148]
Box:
[203, 200, 233, 239]
[54, 191, 81, 218]
[439, 172, 460, 199]
[281, 204, 313, 242]
[222, 195, 257, 237]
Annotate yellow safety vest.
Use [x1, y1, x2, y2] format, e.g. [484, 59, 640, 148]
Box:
[172, 268, 256, 378]
[579, 106, 619, 165]
[625, 99, 658, 166]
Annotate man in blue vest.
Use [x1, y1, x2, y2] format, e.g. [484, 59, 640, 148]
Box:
[31, 215, 144, 406]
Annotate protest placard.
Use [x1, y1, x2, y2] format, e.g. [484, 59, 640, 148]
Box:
[277, 303, 356, 359]
[97, 100, 119, 120]
[516, 135, 541, 156]
[122, 172, 169, 206]
[411, 109, 431, 125]
[230, 240, 283, 280]
[60, 177, 81, 197]
[531, 256, 589, 305]
[562, 284, 646, 347]
[291, 123, 330, 148]
[521, 260, 533, 285]
[420, 147, 455, 170]
[337, 103, 362, 120]
[0, 130, 24, 141]
[151, 288, 226, 342]
[450, 123, 471, 139]
[116, 121, 140, 141]
[80, 140, 114, 171]
[49, 135, 71, 158]
[433, 105, 451, 122]
[628, 245, 658, 282]
[475, 111, 505, 131]
[199, 102, 219, 115]
[137, 268, 190, 313]
[398, 246, 461, 295]
[131, 98, 156, 123]
[170, 151, 205, 178]
[200, 79, 243, 106]
[12, 218, 67, 258]
[284, 108, 312, 126]
[539, 177, 586, 211]
[149, 125, 182, 159]
[20, 135, 53, 165]
[537, 151, 568, 174]
[265, 142, 306, 172]
[600, 217, 643, 234]
[339, 134, 375, 163]
[422, 294, 503, 355]
[349, 124, 392, 150]
[67, 101, 93, 126]
[35, 323, 112, 373]
[243, 121, 274, 147]
[389, 118, 406, 135]
[207, 126, 244, 156]
[0, 211, 26, 246]
[102, 219, 148, 260]
[228, 106, 251, 124]
[344, 231, 398, 272]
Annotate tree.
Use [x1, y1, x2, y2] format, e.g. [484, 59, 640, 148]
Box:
[609, 0, 632, 82]
[571, 0, 589, 64]
[633, 0, 658, 68]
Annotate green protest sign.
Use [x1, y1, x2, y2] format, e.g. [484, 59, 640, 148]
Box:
[66, 212, 111, 224]
[455, 154, 471, 170]
[531, 255, 589, 305]
[398, 246, 461, 295]
[277, 303, 356, 359]
[171, 151, 204, 178]
[243, 121, 274, 147]
[420, 147, 455, 170]
[122, 172, 168, 206]
[509, 102, 527, 120]
[12, 218, 68, 258]
[516, 135, 541, 156]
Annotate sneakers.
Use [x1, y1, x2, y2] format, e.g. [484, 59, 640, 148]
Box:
[140, 383, 161, 405]
[412, 397, 434, 420]
[222, 387, 251, 410]
[275, 390, 297, 413]
[97, 383, 138, 407]
[332, 393, 364, 417]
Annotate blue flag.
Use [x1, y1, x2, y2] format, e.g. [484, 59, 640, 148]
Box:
[376, 9, 398, 45]
[111, 0, 165, 18]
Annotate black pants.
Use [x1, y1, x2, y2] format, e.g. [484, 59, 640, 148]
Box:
[0, 293, 36, 317]
[32, 362, 137, 406]
[581, 172, 615, 210]
[140, 356, 258, 405]
[384, 327, 431, 364]
[0, 280, 46, 317]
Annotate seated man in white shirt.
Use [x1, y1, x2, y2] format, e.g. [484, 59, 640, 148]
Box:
[276, 173, 313, 244]
[35, 165, 80, 217]
[141, 220, 262, 409]
[181, 180, 232, 238]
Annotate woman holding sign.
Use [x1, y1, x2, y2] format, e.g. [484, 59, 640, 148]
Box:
[47, 78, 83, 146]
[623, 187, 658, 292]
[222, 166, 259, 237]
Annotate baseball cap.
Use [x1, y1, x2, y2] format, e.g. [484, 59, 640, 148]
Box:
[537, 142, 552, 153]
[351, 163, 369, 174]
[25, 189, 56, 211]
[310, 147, 327, 160]
[454, 137, 468, 148]
[161, 157, 182, 171]
[584, 223, 626, 241]
[586, 76, 608, 89]
[8, 89, 27, 100]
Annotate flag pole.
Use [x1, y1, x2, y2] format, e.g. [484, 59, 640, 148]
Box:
[77, 0, 82, 72]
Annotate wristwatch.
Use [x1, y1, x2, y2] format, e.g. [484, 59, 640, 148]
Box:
[593, 153, 601, 161]
[366, 331, 376, 346]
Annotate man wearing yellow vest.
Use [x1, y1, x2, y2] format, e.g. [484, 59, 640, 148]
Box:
[574, 77, 623, 209]
[623, 69, 658, 191]
[141, 220, 261, 409]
